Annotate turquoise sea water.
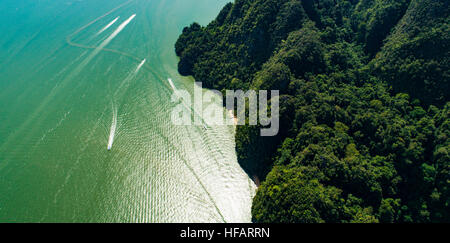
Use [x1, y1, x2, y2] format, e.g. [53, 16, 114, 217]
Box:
[0, 0, 256, 223]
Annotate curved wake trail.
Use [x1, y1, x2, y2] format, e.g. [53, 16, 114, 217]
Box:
[66, 0, 133, 44]
[99, 14, 136, 50]
[64, 11, 139, 152]
[107, 58, 146, 150]
[55, 1, 240, 222]
[96, 17, 120, 36]
[76, 14, 137, 72]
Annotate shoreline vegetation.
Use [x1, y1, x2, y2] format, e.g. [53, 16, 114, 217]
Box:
[176, 0, 449, 223]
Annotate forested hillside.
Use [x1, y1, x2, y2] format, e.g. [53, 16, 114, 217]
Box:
[175, 0, 449, 223]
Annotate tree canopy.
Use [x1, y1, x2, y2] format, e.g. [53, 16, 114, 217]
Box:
[176, 0, 449, 223]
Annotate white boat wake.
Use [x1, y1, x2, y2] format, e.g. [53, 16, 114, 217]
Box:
[100, 14, 136, 50]
[63, 5, 150, 152]
[116, 59, 147, 96]
[107, 106, 118, 151]
[77, 14, 137, 71]
[96, 16, 120, 36]
[107, 59, 146, 150]
[167, 78, 177, 92]
[135, 59, 146, 74]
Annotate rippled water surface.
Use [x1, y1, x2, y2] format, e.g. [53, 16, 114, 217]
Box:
[0, 0, 256, 223]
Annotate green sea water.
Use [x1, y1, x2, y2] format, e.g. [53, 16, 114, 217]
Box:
[0, 0, 256, 223]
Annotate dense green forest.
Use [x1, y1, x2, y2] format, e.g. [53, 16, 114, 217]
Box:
[176, 0, 449, 223]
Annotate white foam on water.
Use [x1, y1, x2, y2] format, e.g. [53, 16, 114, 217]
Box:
[96, 16, 120, 36]
[107, 106, 118, 151]
[135, 59, 146, 74]
[107, 59, 147, 150]
[167, 78, 177, 92]
[115, 60, 146, 96]
[77, 14, 137, 71]
[99, 14, 136, 50]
